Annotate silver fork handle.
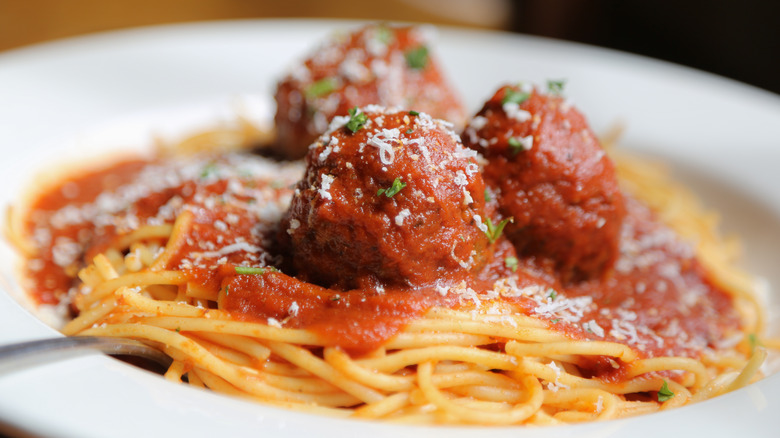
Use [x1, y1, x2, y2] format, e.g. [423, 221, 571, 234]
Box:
[0, 336, 171, 374]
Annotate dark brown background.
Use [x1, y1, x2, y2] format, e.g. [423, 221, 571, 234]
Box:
[0, 0, 778, 90]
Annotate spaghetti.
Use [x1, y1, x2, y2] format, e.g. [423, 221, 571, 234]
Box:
[5, 125, 768, 425]
[3, 22, 771, 426]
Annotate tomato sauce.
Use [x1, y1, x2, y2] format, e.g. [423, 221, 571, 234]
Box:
[20, 152, 742, 380]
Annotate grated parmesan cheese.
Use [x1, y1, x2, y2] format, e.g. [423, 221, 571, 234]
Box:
[583, 320, 605, 337]
[502, 102, 532, 122]
[318, 174, 335, 200]
[394, 209, 411, 226]
[367, 128, 400, 165]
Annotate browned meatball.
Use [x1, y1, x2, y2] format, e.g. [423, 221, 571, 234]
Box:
[462, 84, 625, 283]
[280, 106, 489, 290]
[273, 24, 466, 159]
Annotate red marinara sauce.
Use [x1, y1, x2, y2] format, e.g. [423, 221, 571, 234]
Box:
[19, 149, 740, 381]
[274, 24, 466, 159]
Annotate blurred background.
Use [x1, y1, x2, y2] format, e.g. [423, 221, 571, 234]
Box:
[1, 0, 778, 95]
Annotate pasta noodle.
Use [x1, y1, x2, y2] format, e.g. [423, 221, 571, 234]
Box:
[5, 22, 775, 424]
[6, 140, 765, 424]
[8, 139, 768, 424]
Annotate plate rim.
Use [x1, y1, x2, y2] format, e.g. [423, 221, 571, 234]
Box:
[1, 17, 779, 438]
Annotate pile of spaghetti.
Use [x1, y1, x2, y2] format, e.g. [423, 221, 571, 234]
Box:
[5, 23, 774, 426]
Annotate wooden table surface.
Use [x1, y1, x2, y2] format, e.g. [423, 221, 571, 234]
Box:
[0, 0, 510, 53]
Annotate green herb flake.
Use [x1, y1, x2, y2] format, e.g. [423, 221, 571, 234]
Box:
[504, 256, 519, 272]
[408, 110, 420, 116]
[551, 319, 561, 324]
[547, 289, 558, 301]
[175, 327, 181, 333]
[406, 129, 414, 134]
[405, 46, 429, 70]
[547, 79, 566, 95]
[200, 162, 218, 179]
[501, 88, 530, 105]
[346, 107, 369, 133]
[657, 380, 675, 402]
[483, 217, 513, 244]
[235, 266, 277, 275]
[749, 333, 762, 355]
[484, 189, 492, 202]
[375, 26, 393, 45]
[507, 137, 528, 155]
[305, 77, 338, 99]
[330, 294, 341, 302]
[377, 177, 406, 198]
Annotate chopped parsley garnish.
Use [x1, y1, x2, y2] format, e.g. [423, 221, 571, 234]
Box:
[551, 319, 560, 324]
[235, 266, 277, 275]
[484, 189, 492, 202]
[507, 137, 527, 155]
[238, 169, 255, 183]
[405, 46, 429, 70]
[406, 129, 414, 134]
[375, 25, 393, 44]
[547, 79, 566, 95]
[200, 162, 218, 179]
[305, 77, 338, 99]
[502, 88, 530, 105]
[346, 107, 368, 133]
[483, 217, 513, 244]
[175, 327, 181, 333]
[377, 177, 406, 197]
[408, 110, 420, 116]
[749, 333, 762, 355]
[330, 294, 341, 302]
[504, 256, 518, 272]
[657, 380, 674, 402]
[547, 289, 558, 301]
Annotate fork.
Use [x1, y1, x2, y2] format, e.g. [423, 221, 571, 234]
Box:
[0, 336, 171, 374]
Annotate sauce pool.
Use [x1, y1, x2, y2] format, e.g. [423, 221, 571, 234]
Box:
[21, 152, 742, 380]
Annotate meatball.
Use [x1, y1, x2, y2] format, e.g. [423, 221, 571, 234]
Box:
[462, 84, 625, 282]
[280, 106, 489, 290]
[273, 24, 466, 159]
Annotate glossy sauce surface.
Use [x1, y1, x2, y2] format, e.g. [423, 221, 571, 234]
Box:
[22, 151, 741, 381]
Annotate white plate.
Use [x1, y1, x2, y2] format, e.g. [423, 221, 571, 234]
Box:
[1, 19, 780, 438]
